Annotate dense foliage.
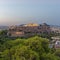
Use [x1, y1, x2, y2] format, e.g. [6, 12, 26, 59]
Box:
[0, 30, 60, 60]
[0, 36, 60, 60]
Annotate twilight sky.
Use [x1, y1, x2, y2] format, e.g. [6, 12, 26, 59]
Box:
[0, 0, 60, 26]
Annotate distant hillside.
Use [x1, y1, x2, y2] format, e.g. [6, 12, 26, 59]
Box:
[0, 26, 8, 30]
[50, 25, 60, 28]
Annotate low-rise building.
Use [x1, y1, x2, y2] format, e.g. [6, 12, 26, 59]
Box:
[55, 41, 60, 49]
[50, 26, 60, 33]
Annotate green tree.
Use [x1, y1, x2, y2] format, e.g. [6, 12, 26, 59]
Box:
[0, 36, 60, 60]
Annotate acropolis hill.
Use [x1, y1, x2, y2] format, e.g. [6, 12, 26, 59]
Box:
[7, 23, 51, 37]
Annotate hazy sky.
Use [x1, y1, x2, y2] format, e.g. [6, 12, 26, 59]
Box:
[0, 0, 60, 26]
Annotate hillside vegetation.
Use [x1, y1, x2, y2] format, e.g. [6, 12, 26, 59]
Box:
[0, 30, 60, 60]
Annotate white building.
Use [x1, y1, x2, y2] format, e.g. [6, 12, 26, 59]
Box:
[55, 41, 60, 49]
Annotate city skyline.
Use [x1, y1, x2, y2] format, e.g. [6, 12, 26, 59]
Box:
[0, 0, 60, 26]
